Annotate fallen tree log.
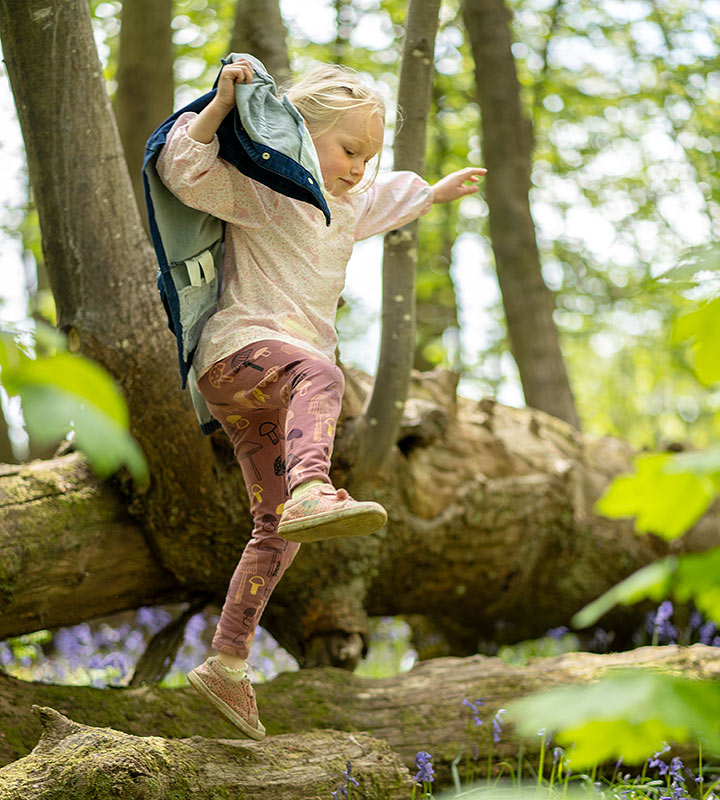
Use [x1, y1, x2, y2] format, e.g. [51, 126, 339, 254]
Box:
[1, 645, 716, 793]
[0, 456, 187, 638]
[3, 383, 720, 664]
[0, 706, 410, 800]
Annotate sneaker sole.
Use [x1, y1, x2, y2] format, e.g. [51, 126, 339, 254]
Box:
[187, 669, 266, 741]
[278, 503, 387, 543]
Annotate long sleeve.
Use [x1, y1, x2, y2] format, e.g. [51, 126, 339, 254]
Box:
[350, 171, 434, 242]
[156, 111, 271, 229]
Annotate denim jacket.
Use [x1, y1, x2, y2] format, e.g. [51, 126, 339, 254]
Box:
[142, 54, 330, 434]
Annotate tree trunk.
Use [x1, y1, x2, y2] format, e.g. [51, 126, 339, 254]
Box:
[1, 645, 714, 793]
[0, 0, 251, 617]
[3, 384, 719, 654]
[463, 0, 580, 430]
[354, 0, 442, 482]
[114, 0, 174, 220]
[228, 0, 290, 87]
[414, 84, 462, 373]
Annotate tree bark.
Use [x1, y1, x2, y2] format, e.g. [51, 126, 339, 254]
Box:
[354, 0, 442, 482]
[463, 0, 580, 430]
[228, 0, 291, 87]
[1, 646, 714, 792]
[3, 385, 719, 653]
[114, 0, 174, 220]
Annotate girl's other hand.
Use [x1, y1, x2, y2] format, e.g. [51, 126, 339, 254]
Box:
[431, 167, 487, 204]
[214, 59, 255, 112]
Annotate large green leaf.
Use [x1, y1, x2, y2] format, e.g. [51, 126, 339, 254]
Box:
[574, 547, 720, 629]
[508, 670, 720, 767]
[572, 557, 676, 629]
[673, 296, 720, 386]
[0, 331, 147, 483]
[594, 453, 720, 540]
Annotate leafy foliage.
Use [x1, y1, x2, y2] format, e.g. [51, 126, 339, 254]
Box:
[507, 236, 720, 766]
[509, 669, 720, 766]
[0, 325, 147, 482]
[594, 452, 720, 540]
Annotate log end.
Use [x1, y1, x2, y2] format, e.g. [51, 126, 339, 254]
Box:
[31, 705, 81, 749]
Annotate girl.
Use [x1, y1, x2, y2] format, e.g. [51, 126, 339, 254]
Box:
[157, 57, 485, 740]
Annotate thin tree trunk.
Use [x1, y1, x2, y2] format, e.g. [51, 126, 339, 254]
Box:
[115, 0, 174, 220]
[463, 0, 580, 430]
[354, 0, 442, 482]
[228, 0, 290, 86]
[414, 85, 461, 372]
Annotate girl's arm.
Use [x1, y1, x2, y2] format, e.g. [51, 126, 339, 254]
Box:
[430, 167, 487, 204]
[186, 59, 254, 144]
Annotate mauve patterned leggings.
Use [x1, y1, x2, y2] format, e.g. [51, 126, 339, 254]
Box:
[196, 339, 344, 658]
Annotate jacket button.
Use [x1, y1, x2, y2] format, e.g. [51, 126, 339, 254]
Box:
[308, 177, 314, 184]
[261, 152, 270, 160]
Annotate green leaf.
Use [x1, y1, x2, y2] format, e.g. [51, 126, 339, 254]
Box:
[572, 557, 677, 629]
[595, 453, 719, 540]
[665, 447, 720, 478]
[0, 331, 147, 483]
[574, 547, 720, 630]
[673, 297, 720, 386]
[508, 670, 720, 767]
[20, 385, 146, 481]
[674, 548, 720, 625]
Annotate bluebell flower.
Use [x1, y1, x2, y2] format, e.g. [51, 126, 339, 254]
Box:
[492, 708, 506, 743]
[0, 642, 13, 666]
[553, 747, 565, 765]
[699, 622, 717, 645]
[343, 761, 359, 789]
[652, 601, 677, 643]
[462, 697, 485, 726]
[547, 626, 569, 640]
[413, 751, 435, 785]
[649, 743, 671, 776]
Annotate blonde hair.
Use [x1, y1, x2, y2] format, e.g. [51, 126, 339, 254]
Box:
[284, 64, 386, 190]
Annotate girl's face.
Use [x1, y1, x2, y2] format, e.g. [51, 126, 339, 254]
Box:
[311, 109, 384, 197]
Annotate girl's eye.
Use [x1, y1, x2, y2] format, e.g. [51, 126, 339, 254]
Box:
[344, 148, 355, 156]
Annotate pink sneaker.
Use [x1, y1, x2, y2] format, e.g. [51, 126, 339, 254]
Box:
[278, 485, 388, 543]
[186, 657, 265, 740]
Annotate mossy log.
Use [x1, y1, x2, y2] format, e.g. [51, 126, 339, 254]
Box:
[2, 383, 720, 664]
[1, 645, 716, 795]
[0, 706, 410, 800]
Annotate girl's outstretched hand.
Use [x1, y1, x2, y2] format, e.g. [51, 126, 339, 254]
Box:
[431, 167, 487, 204]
